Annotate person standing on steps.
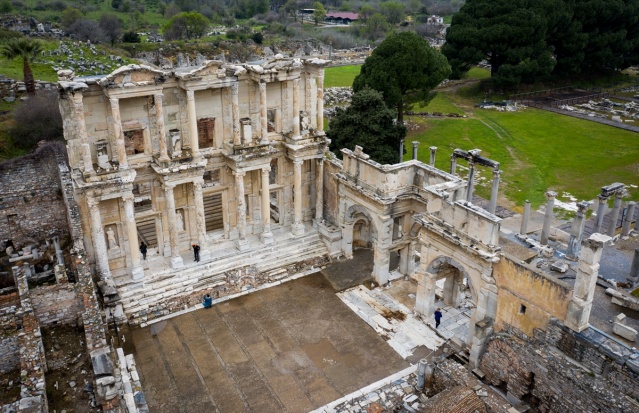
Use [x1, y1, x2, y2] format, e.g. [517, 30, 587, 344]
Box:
[192, 243, 200, 262]
[434, 308, 442, 329]
[139, 241, 147, 260]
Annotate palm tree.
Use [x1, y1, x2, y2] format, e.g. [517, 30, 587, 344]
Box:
[1, 38, 43, 96]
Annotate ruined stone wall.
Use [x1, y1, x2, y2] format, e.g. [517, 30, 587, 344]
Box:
[493, 257, 572, 336]
[479, 324, 639, 413]
[30, 283, 82, 327]
[322, 157, 342, 226]
[0, 306, 19, 373]
[0, 146, 70, 247]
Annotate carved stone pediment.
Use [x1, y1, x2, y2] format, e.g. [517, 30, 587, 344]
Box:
[98, 64, 167, 88]
[174, 60, 225, 81]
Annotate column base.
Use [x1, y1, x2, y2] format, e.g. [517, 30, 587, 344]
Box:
[237, 238, 250, 251]
[292, 223, 305, 236]
[131, 266, 144, 281]
[313, 218, 323, 229]
[199, 249, 211, 261]
[170, 256, 184, 269]
[261, 232, 274, 244]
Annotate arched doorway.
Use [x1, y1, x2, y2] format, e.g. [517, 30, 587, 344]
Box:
[353, 218, 372, 248]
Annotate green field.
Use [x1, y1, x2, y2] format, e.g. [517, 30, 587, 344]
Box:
[324, 64, 639, 208]
[324, 64, 362, 88]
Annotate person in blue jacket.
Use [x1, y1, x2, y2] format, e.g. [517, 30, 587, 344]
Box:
[434, 308, 442, 329]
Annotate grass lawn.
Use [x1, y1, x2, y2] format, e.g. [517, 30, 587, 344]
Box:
[324, 64, 361, 88]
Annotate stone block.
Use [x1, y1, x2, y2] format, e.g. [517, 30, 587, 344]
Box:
[91, 347, 114, 376]
[612, 322, 638, 342]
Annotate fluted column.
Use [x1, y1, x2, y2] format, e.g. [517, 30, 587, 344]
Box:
[163, 184, 184, 269]
[567, 201, 590, 261]
[87, 197, 111, 279]
[607, 191, 623, 237]
[186, 90, 201, 158]
[316, 71, 324, 132]
[488, 169, 501, 214]
[595, 195, 608, 233]
[540, 191, 557, 245]
[259, 81, 269, 144]
[292, 79, 300, 138]
[292, 159, 304, 236]
[261, 167, 273, 244]
[123, 194, 144, 280]
[192, 180, 210, 261]
[465, 161, 475, 202]
[315, 158, 324, 222]
[450, 154, 457, 175]
[622, 201, 636, 237]
[109, 97, 128, 169]
[429, 146, 437, 166]
[306, 72, 313, 128]
[231, 83, 241, 145]
[234, 171, 249, 250]
[154, 93, 169, 162]
[71, 93, 94, 174]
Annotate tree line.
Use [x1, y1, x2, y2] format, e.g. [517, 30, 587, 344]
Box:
[443, 0, 639, 87]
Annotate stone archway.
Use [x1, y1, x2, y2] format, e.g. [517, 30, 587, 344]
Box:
[353, 218, 372, 248]
[426, 257, 478, 309]
[342, 204, 377, 258]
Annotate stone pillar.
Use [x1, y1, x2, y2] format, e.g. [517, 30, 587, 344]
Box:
[567, 201, 590, 261]
[259, 81, 269, 144]
[192, 180, 211, 260]
[415, 270, 437, 317]
[540, 191, 556, 245]
[260, 167, 273, 244]
[87, 197, 111, 279]
[465, 161, 475, 202]
[109, 97, 128, 169]
[316, 71, 324, 132]
[607, 191, 623, 237]
[71, 93, 94, 174]
[399, 140, 404, 163]
[154, 93, 170, 162]
[565, 233, 612, 332]
[372, 244, 390, 286]
[594, 195, 607, 233]
[628, 248, 639, 286]
[186, 90, 200, 158]
[292, 159, 305, 236]
[520, 200, 531, 235]
[232, 83, 241, 145]
[305, 72, 313, 128]
[234, 171, 249, 250]
[122, 195, 144, 280]
[315, 158, 324, 222]
[412, 141, 419, 160]
[488, 169, 501, 214]
[450, 154, 456, 175]
[163, 184, 184, 269]
[429, 146, 437, 166]
[622, 201, 636, 237]
[53, 236, 64, 266]
[292, 79, 300, 138]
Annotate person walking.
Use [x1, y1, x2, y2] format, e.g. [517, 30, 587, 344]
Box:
[139, 241, 147, 260]
[434, 308, 442, 329]
[192, 243, 200, 262]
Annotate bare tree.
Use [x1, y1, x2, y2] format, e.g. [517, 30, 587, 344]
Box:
[99, 13, 122, 46]
[69, 18, 107, 43]
[10, 90, 63, 150]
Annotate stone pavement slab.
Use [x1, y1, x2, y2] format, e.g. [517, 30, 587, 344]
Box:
[130, 272, 408, 413]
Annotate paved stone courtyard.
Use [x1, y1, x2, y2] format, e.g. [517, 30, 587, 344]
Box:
[130, 272, 408, 413]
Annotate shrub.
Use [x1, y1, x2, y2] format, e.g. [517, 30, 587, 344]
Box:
[9, 90, 63, 151]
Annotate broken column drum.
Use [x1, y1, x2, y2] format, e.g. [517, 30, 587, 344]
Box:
[540, 191, 556, 245]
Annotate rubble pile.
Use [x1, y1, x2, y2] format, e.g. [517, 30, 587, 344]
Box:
[561, 98, 639, 122]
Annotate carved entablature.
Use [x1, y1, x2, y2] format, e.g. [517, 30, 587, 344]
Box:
[97, 64, 167, 89]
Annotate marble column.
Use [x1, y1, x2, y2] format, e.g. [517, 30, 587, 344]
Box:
[192, 180, 211, 260]
[260, 167, 274, 244]
[305, 73, 313, 128]
[292, 159, 305, 236]
[567, 201, 590, 261]
[412, 141, 419, 160]
[292, 79, 300, 138]
[429, 146, 437, 166]
[163, 184, 184, 269]
[154, 93, 170, 162]
[372, 244, 391, 285]
[109, 97, 128, 169]
[316, 71, 324, 132]
[594, 195, 607, 233]
[87, 197, 111, 279]
[465, 162, 475, 202]
[259, 81, 269, 144]
[540, 191, 557, 245]
[53, 236, 64, 266]
[234, 171, 249, 250]
[315, 158, 324, 222]
[488, 169, 501, 214]
[607, 191, 623, 237]
[450, 154, 457, 175]
[415, 270, 437, 317]
[520, 200, 531, 235]
[186, 90, 201, 158]
[122, 194, 144, 280]
[71, 93, 94, 174]
[622, 201, 636, 237]
[232, 83, 241, 145]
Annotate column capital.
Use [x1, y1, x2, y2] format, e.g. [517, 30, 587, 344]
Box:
[233, 170, 246, 178]
[154, 92, 164, 101]
[109, 97, 119, 107]
[597, 194, 609, 202]
[186, 89, 195, 101]
[231, 82, 239, 93]
[193, 177, 204, 186]
[293, 159, 303, 166]
[493, 169, 502, 178]
[316, 157, 324, 165]
[545, 190, 557, 200]
[122, 193, 135, 202]
[162, 182, 176, 191]
[87, 197, 100, 209]
[261, 166, 271, 174]
[576, 200, 591, 214]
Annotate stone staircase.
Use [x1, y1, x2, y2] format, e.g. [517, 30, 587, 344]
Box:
[114, 227, 330, 324]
